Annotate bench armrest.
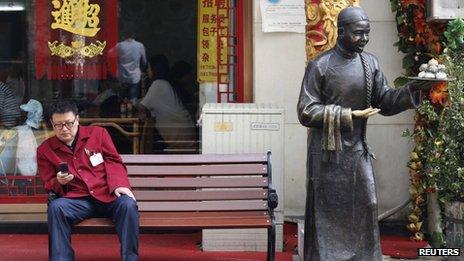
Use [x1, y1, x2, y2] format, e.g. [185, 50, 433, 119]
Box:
[268, 188, 278, 210]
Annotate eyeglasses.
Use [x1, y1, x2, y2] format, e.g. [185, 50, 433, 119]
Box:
[51, 118, 77, 130]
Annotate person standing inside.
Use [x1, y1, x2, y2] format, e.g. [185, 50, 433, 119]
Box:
[37, 100, 139, 261]
[169, 61, 199, 123]
[0, 81, 20, 128]
[5, 64, 25, 105]
[0, 81, 21, 186]
[297, 6, 433, 260]
[117, 34, 147, 103]
[137, 55, 196, 150]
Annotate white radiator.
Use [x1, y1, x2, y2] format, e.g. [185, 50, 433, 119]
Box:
[201, 103, 285, 251]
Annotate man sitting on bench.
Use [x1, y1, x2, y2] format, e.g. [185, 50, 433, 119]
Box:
[37, 100, 139, 261]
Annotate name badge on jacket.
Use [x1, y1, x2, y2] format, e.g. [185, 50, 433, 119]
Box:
[90, 153, 104, 167]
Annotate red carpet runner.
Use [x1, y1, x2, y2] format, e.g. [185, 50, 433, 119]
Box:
[380, 235, 429, 259]
[0, 222, 428, 260]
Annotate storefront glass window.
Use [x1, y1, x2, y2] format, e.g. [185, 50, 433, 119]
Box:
[0, 0, 208, 201]
[30, 0, 200, 155]
[0, 0, 245, 202]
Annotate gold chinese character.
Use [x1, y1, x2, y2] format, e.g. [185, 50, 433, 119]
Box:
[51, 0, 101, 37]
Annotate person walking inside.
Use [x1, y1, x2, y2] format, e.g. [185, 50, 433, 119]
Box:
[117, 34, 147, 103]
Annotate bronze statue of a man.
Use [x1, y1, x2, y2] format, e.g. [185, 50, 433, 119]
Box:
[297, 6, 432, 261]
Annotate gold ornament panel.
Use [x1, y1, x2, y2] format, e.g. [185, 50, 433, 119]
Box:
[48, 40, 106, 59]
[305, 0, 360, 61]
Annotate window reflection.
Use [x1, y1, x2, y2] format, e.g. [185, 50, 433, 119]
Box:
[28, 0, 200, 155]
[0, 0, 203, 199]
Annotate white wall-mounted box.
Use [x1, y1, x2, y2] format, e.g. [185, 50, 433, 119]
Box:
[201, 103, 285, 252]
[427, 0, 464, 20]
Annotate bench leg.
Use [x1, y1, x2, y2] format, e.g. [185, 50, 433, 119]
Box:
[267, 221, 276, 261]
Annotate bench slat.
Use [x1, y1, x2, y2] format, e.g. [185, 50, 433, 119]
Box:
[76, 211, 271, 228]
[129, 177, 268, 188]
[122, 153, 267, 164]
[0, 213, 47, 222]
[0, 204, 47, 213]
[137, 200, 268, 211]
[141, 218, 271, 229]
[134, 189, 268, 201]
[77, 217, 271, 229]
[139, 211, 270, 219]
[126, 164, 267, 176]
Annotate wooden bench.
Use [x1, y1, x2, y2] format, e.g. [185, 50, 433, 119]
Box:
[71, 152, 278, 261]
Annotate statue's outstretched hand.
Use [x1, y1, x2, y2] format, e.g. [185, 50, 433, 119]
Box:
[410, 80, 435, 92]
[352, 107, 381, 118]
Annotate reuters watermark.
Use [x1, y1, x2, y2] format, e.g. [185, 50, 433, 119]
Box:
[418, 248, 461, 257]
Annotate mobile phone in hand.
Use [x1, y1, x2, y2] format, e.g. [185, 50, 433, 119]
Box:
[58, 162, 69, 174]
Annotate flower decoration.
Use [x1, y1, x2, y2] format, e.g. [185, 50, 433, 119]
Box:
[393, 8, 464, 247]
[391, 0, 447, 242]
[428, 82, 448, 105]
[391, 0, 445, 76]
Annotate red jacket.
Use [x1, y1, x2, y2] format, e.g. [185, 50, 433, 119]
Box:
[37, 125, 131, 203]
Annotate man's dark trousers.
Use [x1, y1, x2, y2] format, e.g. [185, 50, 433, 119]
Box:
[48, 195, 139, 261]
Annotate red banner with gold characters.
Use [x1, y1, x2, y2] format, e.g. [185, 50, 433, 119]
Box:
[35, 0, 118, 80]
[305, 0, 359, 61]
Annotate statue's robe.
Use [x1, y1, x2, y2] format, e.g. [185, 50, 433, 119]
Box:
[297, 44, 420, 261]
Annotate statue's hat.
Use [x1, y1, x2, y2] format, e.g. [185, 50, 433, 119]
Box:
[337, 6, 369, 27]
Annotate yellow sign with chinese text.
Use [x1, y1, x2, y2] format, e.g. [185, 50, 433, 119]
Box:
[197, 0, 229, 83]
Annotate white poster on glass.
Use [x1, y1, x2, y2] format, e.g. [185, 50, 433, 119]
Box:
[260, 0, 306, 33]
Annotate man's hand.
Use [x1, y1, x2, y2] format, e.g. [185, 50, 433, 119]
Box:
[56, 171, 74, 185]
[114, 187, 136, 201]
[410, 80, 435, 92]
[352, 107, 381, 118]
